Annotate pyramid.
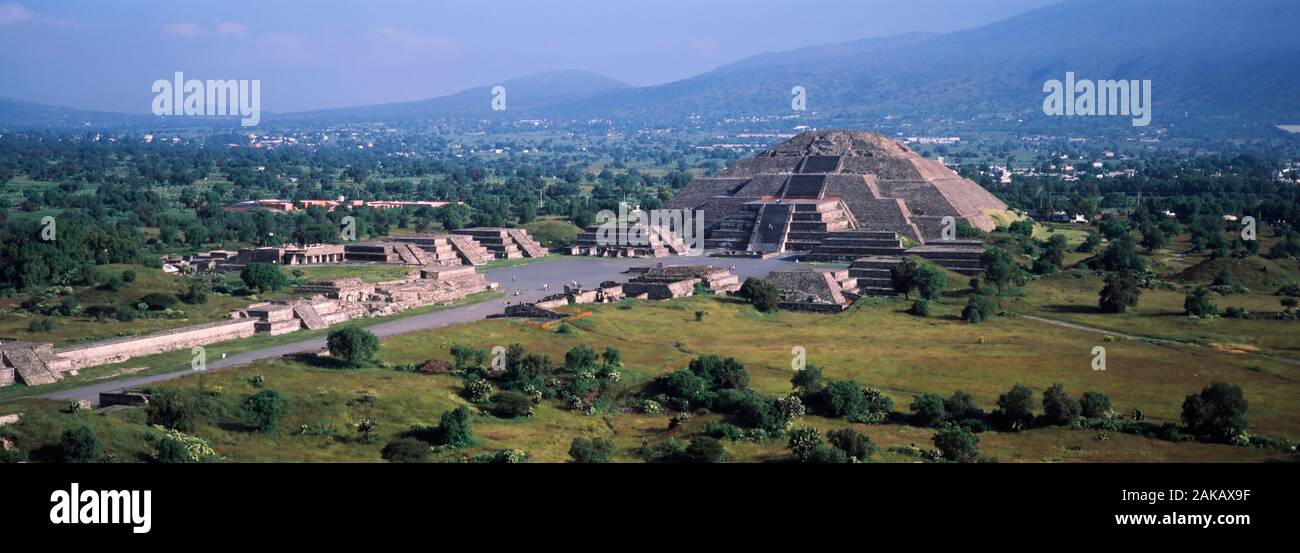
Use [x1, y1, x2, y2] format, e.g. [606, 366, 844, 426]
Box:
[665, 130, 1007, 246]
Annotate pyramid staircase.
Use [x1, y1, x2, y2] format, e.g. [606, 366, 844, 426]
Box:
[453, 228, 545, 259]
[446, 234, 495, 265]
[292, 305, 329, 330]
[906, 241, 987, 276]
[848, 256, 902, 296]
[507, 229, 548, 258]
[801, 230, 907, 262]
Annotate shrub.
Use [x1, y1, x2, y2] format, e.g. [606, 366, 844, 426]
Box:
[568, 437, 614, 463]
[381, 438, 431, 463]
[1041, 383, 1082, 426]
[681, 436, 726, 463]
[657, 369, 715, 408]
[995, 384, 1035, 430]
[153, 428, 214, 463]
[933, 425, 981, 463]
[462, 376, 493, 403]
[908, 298, 931, 317]
[1181, 382, 1248, 444]
[909, 393, 948, 427]
[28, 318, 56, 332]
[704, 421, 746, 441]
[962, 294, 998, 323]
[564, 345, 599, 371]
[688, 354, 749, 391]
[786, 427, 823, 462]
[241, 389, 286, 433]
[826, 428, 876, 461]
[415, 359, 451, 374]
[489, 391, 534, 418]
[59, 426, 99, 463]
[326, 326, 380, 367]
[804, 443, 851, 463]
[1224, 306, 1256, 319]
[146, 389, 197, 432]
[1080, 391, 1112, 419]
[139, 292, 179, 311]
[816, 380, 869, 419]
[121, 269, 137, 283]
[1184, 287, 1219, 317]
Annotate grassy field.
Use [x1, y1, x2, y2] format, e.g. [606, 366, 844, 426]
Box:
[4, 288, 1294, 463]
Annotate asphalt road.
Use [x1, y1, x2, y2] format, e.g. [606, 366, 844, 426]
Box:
[47, 255, 825, 403]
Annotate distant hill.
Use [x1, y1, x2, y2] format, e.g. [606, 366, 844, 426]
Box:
[547, 0, 1300, 130]
[0, 98, 151, 130]
[3, 0, 1298, 135]
[278, 69, 630, 123]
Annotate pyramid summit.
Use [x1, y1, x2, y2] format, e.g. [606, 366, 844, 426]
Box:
[666, 130, 1007, 250]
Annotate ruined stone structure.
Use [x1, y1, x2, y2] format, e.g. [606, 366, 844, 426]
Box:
[1, 267, 497, 388]
[343, 241, 437, 266]
[764, 269, 859, 312]
[389, 233, 495, 265]
[452, 228, 547, 259]
[622, 265, 741, 299]
[568, 222, 692, 258]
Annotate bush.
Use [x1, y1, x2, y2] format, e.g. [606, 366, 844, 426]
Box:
[688, 354, 749, 391]
[241, 389, 286, 433]
[1224, 306, 1256, 319]
[826, 428, 876, 461]
[489, 391, 534, 418]
[139, 292, 178, 311]
[121, 269, 137, 283]
[153, 429, 214, 463]
[1080, 391, 1112, 418]
[1184, 287, 1219, 317]
[704, 420, 746, 441]
[59, 426, 99, 463]
[381, 438, 431, 463]
[326, 326, 380, 367]
[240, 262, 288, 292]
[933, 425, 981, 462]
[1181, 382, 1248, 444]
[568, 437, 614, 463]
[681, 436, 726, 463]
[815, 380, 869, 419]
[1041, 383, 1082, 426]
[962, 294, 998, 323]
[28, 318, 56, 332]
[146, 389, 197, 432]
[804, 443, 851, 463]
[909, 393, 947, 427]
[907, 298, 931, 317]
[995, 384, 1035, 430]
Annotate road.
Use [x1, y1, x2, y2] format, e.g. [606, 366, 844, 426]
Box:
[47, 255, 823, 403]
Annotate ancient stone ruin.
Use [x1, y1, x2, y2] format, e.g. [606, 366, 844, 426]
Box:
[763, 269, 860, 312]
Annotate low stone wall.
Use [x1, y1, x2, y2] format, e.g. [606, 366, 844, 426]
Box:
[0, 367, 12, 387]
[55, 319, 259, 370]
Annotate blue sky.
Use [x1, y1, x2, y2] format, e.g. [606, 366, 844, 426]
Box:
[0, 0, 1058, 113]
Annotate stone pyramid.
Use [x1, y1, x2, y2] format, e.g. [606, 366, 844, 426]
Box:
[665, 130, 1007, 243]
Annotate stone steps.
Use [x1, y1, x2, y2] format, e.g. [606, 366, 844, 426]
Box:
[293, 305, 329, 330]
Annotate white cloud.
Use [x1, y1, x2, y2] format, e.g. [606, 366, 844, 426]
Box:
[163, 22, 204, 38]
[0, 3, 34, 25]
[216, 21, 249, 36]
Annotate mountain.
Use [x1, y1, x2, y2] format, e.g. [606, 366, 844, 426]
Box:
[0, 98, 152, 130]
[544, 0, 1300, 130]
[278, 69, 630, 123]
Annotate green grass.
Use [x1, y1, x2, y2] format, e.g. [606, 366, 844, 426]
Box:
[4, 289, 1294, 463]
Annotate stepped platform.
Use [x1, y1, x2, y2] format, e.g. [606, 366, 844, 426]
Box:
[387, 234, 474, 266]
[801, 230, 906, 262]
[453, 228, 546, 259]
[906, 242, 986, 276]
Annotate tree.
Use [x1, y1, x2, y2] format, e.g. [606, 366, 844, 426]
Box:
[791, 364, 825, 395]
[739, 277, 780, 313]
[601, 346, 622, 367]
[382, 438, 431, 463]
[1098, 271, 1140, 313]
[688, 354, 749, 391]
[1041, 384, 1082, 426]
[1095, 238, 1146, 274]
[1076, 232, 1102, 253]
[327, 326, 380, 367]
[933, 425, 981, 463]
[568, 437, 614, 463]
[995, 384, 1035, 430]
[1181, 382, 1248, 443]
[913, 263, 949, 300]
[241, 389, 286, 433]
[1080, 391, 1112, 418]
[564, 345, 599, 370]
[979, 247, 1019, 293]
[240, 262, 287, 293]
[945, 390, 984, 421]
[909, 393, 948, 427]
[816, 380, 868, 419]
[432, 406, 475, 447]
[1140, 226, 1169, 253]
[59, 426, 100, 463]
[1184, 287, 1219, 317]
[962, 294, 998, 323]
[890, 257, 921, 299]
